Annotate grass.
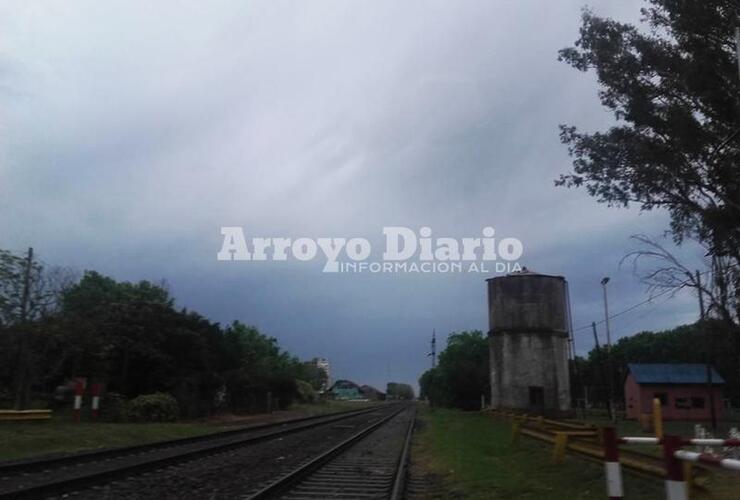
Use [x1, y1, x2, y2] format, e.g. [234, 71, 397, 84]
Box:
[0, 399, 381, 462]
[413, 406, 666, 500]
[288, 399, 379, 414]
[0, 421, 226, 462]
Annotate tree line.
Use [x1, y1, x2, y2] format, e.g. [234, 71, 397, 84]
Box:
[419, 324, 740, 411]
[574, 320, 740, 408]
[0, 249, 326, 416]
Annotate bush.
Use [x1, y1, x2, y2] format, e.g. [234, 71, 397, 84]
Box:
[100, 392, 128, 422]
[127, 392, 179, 422]
[295, 380, 317, 404]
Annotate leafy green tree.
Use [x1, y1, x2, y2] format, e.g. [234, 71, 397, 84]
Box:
[574, 320, 740, 405]
[221, 321, 304, 412]
[386, 382, 415, 400]
[2, 259, 321, 416]
[0, 248, 76, 408]
[61, 271, 172, 317]
[55, 272, 226, 415]
[300, 360, 329, 391]
[557, 2, 740, 263]
[419, 330, 489, 410]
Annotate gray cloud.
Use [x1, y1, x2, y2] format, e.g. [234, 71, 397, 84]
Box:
[1, 0, 702, 391]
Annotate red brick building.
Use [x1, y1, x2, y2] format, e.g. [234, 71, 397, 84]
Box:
[624, 363, 725, 421]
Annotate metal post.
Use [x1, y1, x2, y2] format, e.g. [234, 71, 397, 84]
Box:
[601, 277, 616, 423]
[696, 270, 717, 430]
[427, 330, 437, 409]
[601, 278, 612, 347]
[73, 380, 84, 422]
[91, 383, 102, 419]
[552, 432, 568, 464]
[430, 329, 436, 369]
[653, 397, 664, 439]
[662, 435, 688, 500]
[592, 322, 612, 420]
[603, 427, 624, 499]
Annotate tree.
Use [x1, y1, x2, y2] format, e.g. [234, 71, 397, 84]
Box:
[300, 361, 329, 391]
[386, 382, 415, 400]
[622, 234, 738, 327]
[557, 2, 740, 264]
[0, 248, 77, 408]
[0, 249, 55, 327]
[1, 257, 318, 416]
[221, 321, 305, 412]
[573, 321, 740, 405]
[418, 330, 489, 410]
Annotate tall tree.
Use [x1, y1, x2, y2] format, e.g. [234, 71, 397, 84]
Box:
[0, 248, 75, 408]
[0, 249, 53, 327]
[557, 2, 740, 263]
[419, 331, 489, 410]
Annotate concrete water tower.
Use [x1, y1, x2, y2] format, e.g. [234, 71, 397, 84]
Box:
[487, 271, 571, 415]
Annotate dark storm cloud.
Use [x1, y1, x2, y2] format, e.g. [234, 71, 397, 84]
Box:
[0, 1, 701, 391]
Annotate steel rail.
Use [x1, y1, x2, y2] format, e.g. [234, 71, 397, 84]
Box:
[245, 405, 413, 500]
[0, 405, 381, 475]
[389, 407, 416, 500]
[0, 405, 393, 500]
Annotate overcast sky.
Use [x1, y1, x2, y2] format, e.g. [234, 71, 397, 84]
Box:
[1, 1, 707, 391]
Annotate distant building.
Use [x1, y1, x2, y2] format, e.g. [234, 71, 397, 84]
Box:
[312, 357, 331, 392]
[328, 379, 362, 400]
[624, 363, 725, 421]
[359, 385, 385, 401]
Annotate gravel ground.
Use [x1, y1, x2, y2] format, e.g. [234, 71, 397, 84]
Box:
[278, 408, 414, 499]
[64, 407, 399, 500]
[0, 407, 381, 498]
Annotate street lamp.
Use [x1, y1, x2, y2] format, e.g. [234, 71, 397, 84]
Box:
[600, 276, 616, 422]
[601, 277, 611, 347]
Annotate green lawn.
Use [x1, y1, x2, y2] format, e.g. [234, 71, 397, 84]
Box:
[413, 406, 664, 500]
[288, 399, 380, 414]
[0, 400, 381, 462]
[0, 421, 226, 462]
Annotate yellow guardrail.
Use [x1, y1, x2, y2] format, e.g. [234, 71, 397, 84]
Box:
[0, 409, 52, 421]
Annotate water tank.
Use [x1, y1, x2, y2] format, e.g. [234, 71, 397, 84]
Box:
[487, 272, 571, 414]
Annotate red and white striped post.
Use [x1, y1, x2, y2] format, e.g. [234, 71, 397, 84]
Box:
[674, 450, 740, 472]
[91, 383, 102, 419]
[73, 380, 84, 422]
[662, 435, 688, 500]
[602, 427, 623, 499]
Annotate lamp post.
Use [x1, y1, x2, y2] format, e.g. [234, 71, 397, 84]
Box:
[601, 277, 612, 347]
[601, 277, 616, 422]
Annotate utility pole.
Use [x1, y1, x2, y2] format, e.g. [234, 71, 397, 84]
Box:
[600, 277, 616, 422]
[429, 329, 436, 369]
[697, 270, 717, 430]
[426, 329, 437, 409]
[592, 321, 614, 422]
[14, 247, 33, 410]
[601, 277, 612, 347]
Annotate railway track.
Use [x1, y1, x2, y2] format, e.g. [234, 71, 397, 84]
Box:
[0, 405, 396, 499]
[247, 406, 415, 499]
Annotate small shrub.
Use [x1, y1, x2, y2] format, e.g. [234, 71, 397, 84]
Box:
[127, 392, 179, 422]
[100, 392, 129, 422]
[295, 380, 317, 404]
